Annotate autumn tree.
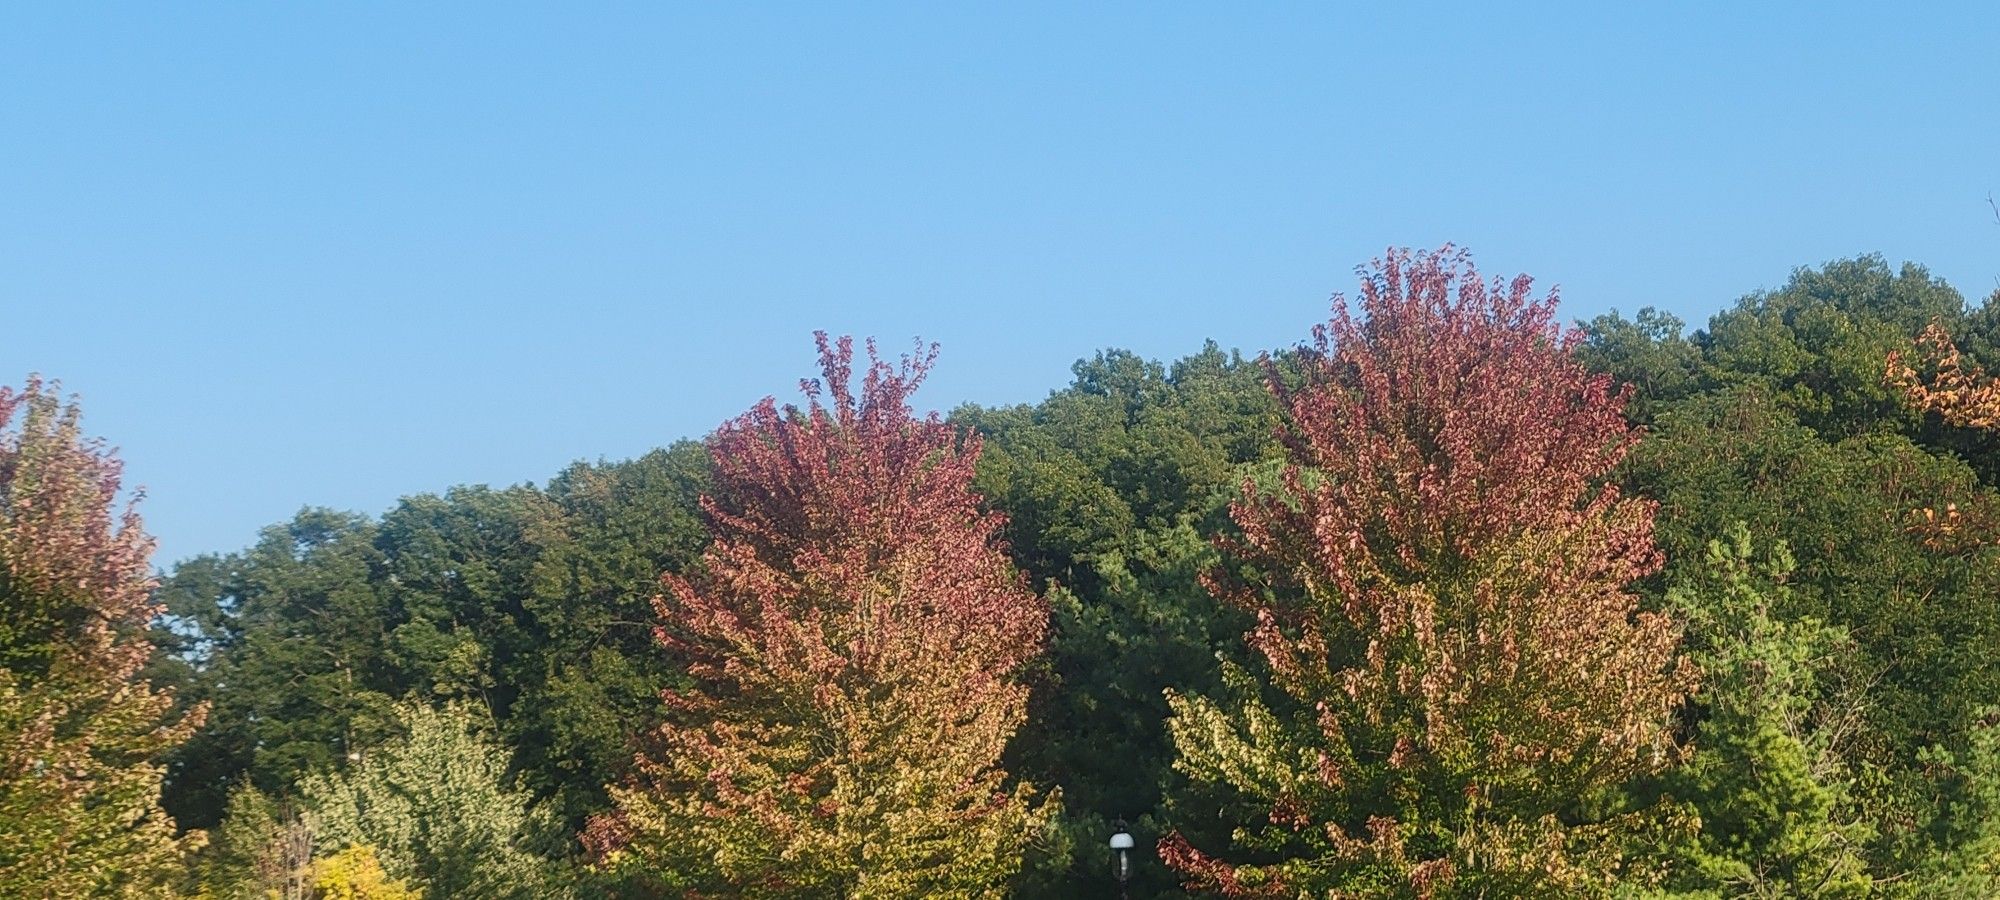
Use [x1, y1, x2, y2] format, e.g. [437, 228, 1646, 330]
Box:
[1888, 320, 2000, 430]
[0, 376, 203, 895]
[603, 334, 1055, 897]
[1160, 247, 1696, 897]
[305, 846, 419, 900]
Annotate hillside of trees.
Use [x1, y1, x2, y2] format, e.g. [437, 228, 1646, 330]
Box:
[14, 247, 2000, 897]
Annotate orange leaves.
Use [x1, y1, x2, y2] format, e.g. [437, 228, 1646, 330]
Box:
[1887, 323, 2000, 554]
[1888, 322, 2000, 431]
[1905, 501, 2000, 554]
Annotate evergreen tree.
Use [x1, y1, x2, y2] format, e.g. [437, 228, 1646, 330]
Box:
[1656, 525, 1873, 898]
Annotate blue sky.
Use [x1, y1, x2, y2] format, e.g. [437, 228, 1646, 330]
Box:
[5, 3, 1998, 567]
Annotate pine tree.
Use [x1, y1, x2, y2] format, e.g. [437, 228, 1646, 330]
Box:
[602, 334, 1055, 897]
[1160, 248, 1696, 897]
[1659, 526, 1873, 898]
[0, 376, 204, 896]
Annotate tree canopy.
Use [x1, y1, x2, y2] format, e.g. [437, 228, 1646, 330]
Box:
[18, 247, 2000, 897]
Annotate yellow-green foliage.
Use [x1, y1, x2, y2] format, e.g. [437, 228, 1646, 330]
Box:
[300, 701, 564, 899]
[308, 846, 418, 900]
[606, 340, 1057, 898]
[0, 379, 203, 897]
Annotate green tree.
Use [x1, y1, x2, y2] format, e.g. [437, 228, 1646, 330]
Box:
[159, 509, 403, 829]
[1576, 308, 1702, 424]
[160, 447, 712, 835]
[1693, 255, 1966, 438]
[512, 443, 711, 827]
[957, 343, 1278, 897]
[1654, 526, 1873, 898]
[300, 701, 569, 899]
[1626, 389, 2000, 805]
[1581, 259, 2000, 885]
[1909, 710, 2000, 895]
[194, 783, 313, 900]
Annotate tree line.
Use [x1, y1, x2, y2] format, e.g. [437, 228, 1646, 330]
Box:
[10, 247, 2000, 897]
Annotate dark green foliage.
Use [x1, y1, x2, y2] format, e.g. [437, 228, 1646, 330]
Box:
[1693, 255, 1965, 438]
[1581, 256, 2000, 890]
[160, 444, 712, 834]
[161, 509, 402, 828]
[509, 442, 712, 825]
[144, 252, 2000, 896]
[956, 343, 1277, 897]
[1588, 256, 1968, 439]
[1652, 526, 1874, 898]
[1577, 307, 1702, 423]
[1630, 387, 2000, 766]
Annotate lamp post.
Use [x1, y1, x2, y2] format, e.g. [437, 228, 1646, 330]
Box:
[1110, 819, 1134, 899]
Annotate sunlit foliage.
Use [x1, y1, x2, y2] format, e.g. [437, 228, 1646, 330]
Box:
[1161, 247, 1695, 897]
[0, 377, 203, 897]
[604, 334, 1055, 897]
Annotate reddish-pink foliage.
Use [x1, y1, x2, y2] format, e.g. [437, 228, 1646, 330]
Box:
[1165, 247, 1693, 895]
[0, 376, 203, 888]
[613, 334, 1048, 889]
[1219, 247, 1676, 709]
[657, 334, 1043, 692]
[1247, 246, 1647, 601]
[1159, 832, 1288, 899]
[0, 375, 160, 680]
[655, 334, 1044, 722]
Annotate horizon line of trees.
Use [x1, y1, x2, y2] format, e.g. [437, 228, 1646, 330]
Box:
[10, 247, 2000, 897]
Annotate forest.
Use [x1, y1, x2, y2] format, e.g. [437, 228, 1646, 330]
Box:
[15, 245, 2000, 899]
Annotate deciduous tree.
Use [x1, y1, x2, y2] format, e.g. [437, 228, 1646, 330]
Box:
[1888, 321, 2000, 430]
[1161, 248, 1695, 897]
[0, 376, 203, 896]
[605, 334, 1054, 897]
[300, 700, 569, 899]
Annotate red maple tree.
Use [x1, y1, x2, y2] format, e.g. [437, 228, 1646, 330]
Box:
[1161, 247, 1695, 897]
[604, 334, 1053, 897]
[0, 376, 203, 893]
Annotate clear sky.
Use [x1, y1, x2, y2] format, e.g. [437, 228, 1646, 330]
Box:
[5, 3, 1998, 567]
